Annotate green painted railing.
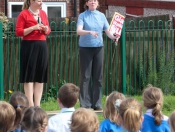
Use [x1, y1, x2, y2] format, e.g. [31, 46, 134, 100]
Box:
[0, 23, 4, 100]
[0, 18, 174, 100]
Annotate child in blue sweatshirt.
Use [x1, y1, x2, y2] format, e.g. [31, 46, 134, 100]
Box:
[99, 91, 125, 132]
[141, 85, 170, 132]
[169, 110, 175, 132]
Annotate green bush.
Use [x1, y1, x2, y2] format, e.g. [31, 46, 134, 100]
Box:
[0, 12, 9, 38]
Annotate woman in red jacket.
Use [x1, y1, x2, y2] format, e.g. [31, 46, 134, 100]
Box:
[16, 0, 51, 106]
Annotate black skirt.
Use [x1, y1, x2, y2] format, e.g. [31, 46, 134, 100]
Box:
[20, 40, 48, 83]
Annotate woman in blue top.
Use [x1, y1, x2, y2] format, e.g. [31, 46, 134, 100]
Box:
[77, 0, 117, 110]
[141, 85, 170, 132]
[99, 91, 125, 132]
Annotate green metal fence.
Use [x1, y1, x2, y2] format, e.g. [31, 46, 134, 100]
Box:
[0, 18, 174, 100]
[0, 20, 125, 100]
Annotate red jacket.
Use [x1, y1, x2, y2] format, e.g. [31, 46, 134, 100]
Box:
[16, 9, 51, 40]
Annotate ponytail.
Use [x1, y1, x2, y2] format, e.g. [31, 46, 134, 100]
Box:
[22, 0, 30, 10]
[119, 98, 142, 132]
[12, 106, 22, 130]
[152, 103, 163, 125]
[142, 86, 163, 125]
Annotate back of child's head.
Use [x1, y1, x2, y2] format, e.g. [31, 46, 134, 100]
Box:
[142, 84, 163, 125]
[58, 83, 80, 108]
[70, 108, 99, 132]
[119, 98, 142, 132]
[169, 110, 175, 132]
[103, 91, 125, 125]
[0, 101, 16, 132]
[9, 91, 29, 129]
[21, 106, 48, 132]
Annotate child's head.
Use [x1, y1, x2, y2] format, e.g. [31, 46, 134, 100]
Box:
[103, 91, 125, 125]
[169, 110, 175, 132]
[142, 85, 163, 125]
[119, 98, 143, 132]
[70, 108, 99, 132]
[9, 91, 29, 129]
[57, 83, 79, 108]
[21, 106, 48, 132]
[0, 101, 16, 132]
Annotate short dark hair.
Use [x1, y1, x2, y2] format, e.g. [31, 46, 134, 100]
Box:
[58, 83, 80, 108]
[84, 0, 100, 10]
[21, 106, 48, 132]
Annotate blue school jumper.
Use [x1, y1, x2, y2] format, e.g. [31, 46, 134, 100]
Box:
[141, 114, 170, 132]
[99, 119, 122, 132]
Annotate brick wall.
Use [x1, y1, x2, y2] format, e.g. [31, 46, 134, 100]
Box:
[0, 0, 5, 13]
[3, 0, 107, 18]
[8, 0, 80, 17]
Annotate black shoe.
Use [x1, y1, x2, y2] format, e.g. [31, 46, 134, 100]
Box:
[94, 107, 103, 111]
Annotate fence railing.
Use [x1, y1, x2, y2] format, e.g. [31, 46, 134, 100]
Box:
[0, 18, 174, 100]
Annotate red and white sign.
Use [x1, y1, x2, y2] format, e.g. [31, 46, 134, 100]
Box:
[109, 12, 125, 42]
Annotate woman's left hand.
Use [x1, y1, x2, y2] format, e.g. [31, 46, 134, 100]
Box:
[41, 25, 48, 33]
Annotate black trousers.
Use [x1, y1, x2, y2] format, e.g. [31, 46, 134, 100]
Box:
[79, 47, 103, 109]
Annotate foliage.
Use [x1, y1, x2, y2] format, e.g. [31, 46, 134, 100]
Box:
[42, 80, 67, 101]
[145, 38, 175, 94]
[0, 12, 9, 38]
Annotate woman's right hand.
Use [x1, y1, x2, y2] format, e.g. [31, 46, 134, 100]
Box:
[32, 24, 43, 31]
[89, 31, 98, 38]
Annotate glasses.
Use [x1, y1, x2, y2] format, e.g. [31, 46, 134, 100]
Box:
[88, 0, 98, 3]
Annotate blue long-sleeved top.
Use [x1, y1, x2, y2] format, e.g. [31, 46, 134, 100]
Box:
[99, 119, 122, 132]
[141, 114, 170, 132]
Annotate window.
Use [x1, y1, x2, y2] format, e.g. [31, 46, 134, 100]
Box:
[8, 2, 23, 18]
[42, 2, 66, 18]
[8, 2, 66, 18]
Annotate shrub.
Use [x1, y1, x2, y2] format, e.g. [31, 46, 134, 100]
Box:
[0, 12, 9, 38]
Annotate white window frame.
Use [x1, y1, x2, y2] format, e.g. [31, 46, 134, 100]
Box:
[42, 2, 66, 17]
[8, 2, 23, 18]
[8, 2, 66, 18]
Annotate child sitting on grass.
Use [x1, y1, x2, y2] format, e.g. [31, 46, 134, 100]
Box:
[0, 101, 16, 132]
[169, 110, 175, 132]
[9, 91, 29, 132]
[118, 98, 143, 132]
[99, 91, 125, 132]
[70, 108, 99, 132]
[21, 106, 48, 132]
[47, 83, 80, 132]
[141, 85, 170, 132]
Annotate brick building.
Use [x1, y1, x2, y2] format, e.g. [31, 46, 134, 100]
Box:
[106, 0, 175, 18]
[1, 0, 175, 18]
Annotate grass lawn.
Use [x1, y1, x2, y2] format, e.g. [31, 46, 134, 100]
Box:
[41, 95, 175, 122]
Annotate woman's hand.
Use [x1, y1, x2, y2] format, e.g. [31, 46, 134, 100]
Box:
[89, 31, 98, 38]
[105, 29, 118, 42]
[31, 24, 43, 31]
[41, 25, 49, 34]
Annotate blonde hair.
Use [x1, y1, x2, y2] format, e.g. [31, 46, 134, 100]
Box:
[103, 91, 125, 125]
[142, 84, 163, 125]
[22, 0, 31, 10]
[21, 106, 48, 132]
[119, 98, 142, 132]
[0, 101, 16, 132]
[169, 110, 175, 132]
[70, 108, 99, 132]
